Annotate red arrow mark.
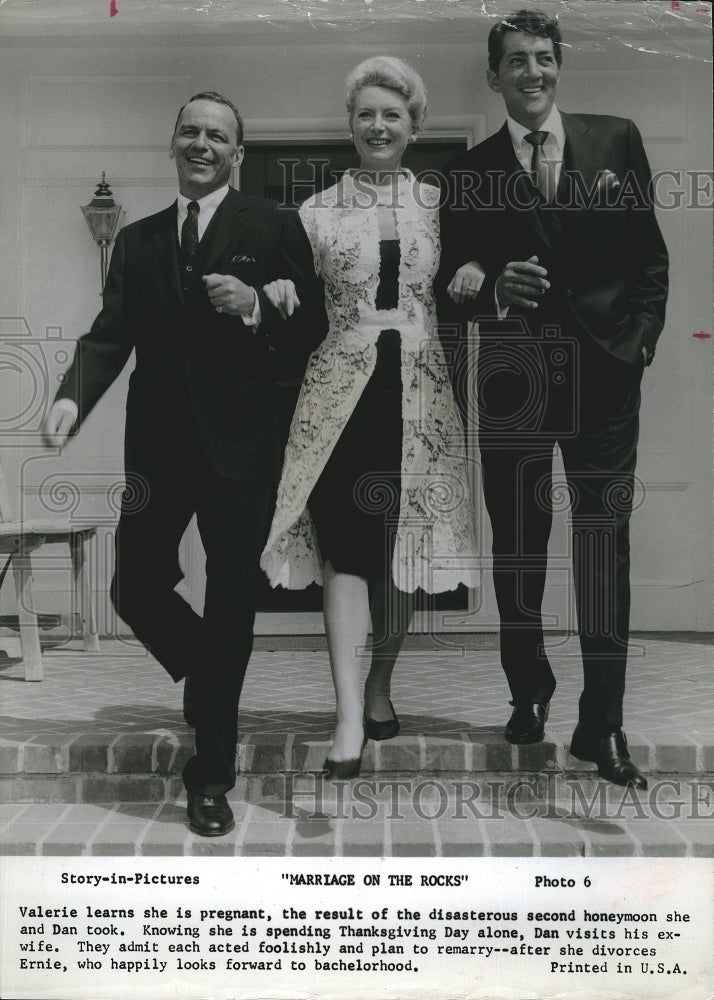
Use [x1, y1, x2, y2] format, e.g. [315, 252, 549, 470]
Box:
[692, 332, 712, 340]
[110, 0, 118, 16]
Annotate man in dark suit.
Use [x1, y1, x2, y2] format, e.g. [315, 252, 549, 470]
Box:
[43, 92, 327, 834]
[437, 11, 668, 788]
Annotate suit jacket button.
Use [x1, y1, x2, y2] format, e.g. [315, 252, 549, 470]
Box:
[186, 265, 193, 272]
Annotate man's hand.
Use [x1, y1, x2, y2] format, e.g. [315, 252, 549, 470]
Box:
[447, 261, 486, 304]
[263, 278, 300, 320]
[495, 256, 550, 309]
[203, 273, 256, 316]
[42, 401, 77, 450]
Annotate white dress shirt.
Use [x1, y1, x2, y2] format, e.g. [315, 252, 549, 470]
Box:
[177, 184, 230, 241]
[177, 185, 260, 328]
[506, 104, 565, 186]
[452, 109, 565, 318]
[491, 106, 564, 317]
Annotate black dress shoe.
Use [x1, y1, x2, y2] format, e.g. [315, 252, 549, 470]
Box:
[364, 699, 400, 741]
[183, 677, 196, 727]
[504, 700, 550, 744]
[570, 726, 648, 790]
[187, 793, 235, 836]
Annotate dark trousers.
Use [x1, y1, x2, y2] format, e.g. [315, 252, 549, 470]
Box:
[110, 448, 274, 796]
[478, 325, 643, 734]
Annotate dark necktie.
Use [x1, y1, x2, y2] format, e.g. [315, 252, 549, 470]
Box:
[524, 130, 554, 203]
[181, 200, 200, 263]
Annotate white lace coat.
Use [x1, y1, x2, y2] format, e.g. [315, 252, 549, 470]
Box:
[260, 171, 479, 594]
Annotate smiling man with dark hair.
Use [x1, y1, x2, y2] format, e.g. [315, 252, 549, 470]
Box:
[438, 10, 669, 789]
[43, 92, 327, 836]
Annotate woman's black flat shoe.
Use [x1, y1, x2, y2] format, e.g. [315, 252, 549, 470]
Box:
[323, 755, 362, 780]
[323, 733, 368, 780]
[364, 700, 400, 741]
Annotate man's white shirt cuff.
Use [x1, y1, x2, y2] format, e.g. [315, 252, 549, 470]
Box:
[53, 399, 79, 422]
[241, 290, 261, 330]
[494, 288, 510, 320]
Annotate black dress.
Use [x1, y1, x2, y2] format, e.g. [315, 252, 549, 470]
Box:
[308, 239, 402, 580]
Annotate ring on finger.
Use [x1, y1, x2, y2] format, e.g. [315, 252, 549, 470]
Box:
[216, 305, 223, 313]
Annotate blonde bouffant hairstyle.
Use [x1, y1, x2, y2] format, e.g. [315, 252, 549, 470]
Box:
[345, 56, 428, 133]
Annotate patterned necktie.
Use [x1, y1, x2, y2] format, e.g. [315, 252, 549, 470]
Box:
[181, 200, 200, 262]
[524, 131, 554, 203]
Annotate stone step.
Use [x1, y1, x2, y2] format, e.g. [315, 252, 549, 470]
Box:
[1, 730, 710, 782]
[5, 767, 709, 805]
[3, 732, 711, 855]
[2, 793, 711, 858]
[3, 639, 711, 857]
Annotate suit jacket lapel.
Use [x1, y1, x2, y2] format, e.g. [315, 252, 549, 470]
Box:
[560, 112, 594, 235]
[151, 189, 250, 316]
[202, 187, 250, 274]
[152, 202, 184, 311]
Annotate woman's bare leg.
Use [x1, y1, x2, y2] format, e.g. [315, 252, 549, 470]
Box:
[322, 559, 369, 761]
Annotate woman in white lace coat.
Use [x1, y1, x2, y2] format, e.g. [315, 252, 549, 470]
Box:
[261, 58, 478, 778]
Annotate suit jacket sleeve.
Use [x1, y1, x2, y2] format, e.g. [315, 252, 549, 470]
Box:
[55, 228, 135, 429]
[622, 119, 669, 363]
[435, 157, 522, 420]
[435, 165, 482, 332]
[434, 164, 487, 425]
[436, 160, 509, 332]
[255, 208, 327, 360]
